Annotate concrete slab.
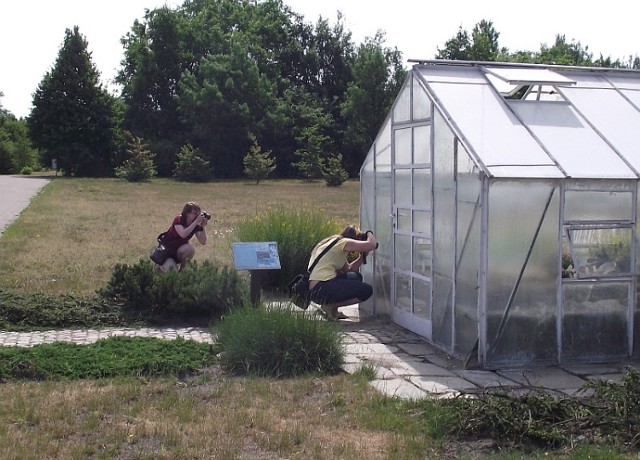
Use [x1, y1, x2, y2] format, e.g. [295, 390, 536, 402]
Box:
[454, 370, 522, 389]
[369, 378, 427, 399]
[388, 358, 457, 377]
[409, 375, 478, 394]
[497, 367, 588, 390]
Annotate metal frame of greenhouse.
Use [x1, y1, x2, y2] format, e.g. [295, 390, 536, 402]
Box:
[359, 60, 640, 368]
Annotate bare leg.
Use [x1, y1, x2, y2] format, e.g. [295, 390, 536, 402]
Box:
[159, 258, 179, 273]
[176, 244, 196, 271]
[321, 298, 360, 319]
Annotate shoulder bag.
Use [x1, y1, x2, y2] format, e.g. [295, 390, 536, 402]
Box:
[287, 237, 340, 310]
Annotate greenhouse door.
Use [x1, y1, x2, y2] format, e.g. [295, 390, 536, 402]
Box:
[391, 123, 432, 339]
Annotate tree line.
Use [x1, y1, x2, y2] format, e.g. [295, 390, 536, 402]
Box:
[0, 2, 638, 180]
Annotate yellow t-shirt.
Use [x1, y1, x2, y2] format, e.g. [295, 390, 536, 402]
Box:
[308, 238, 348, 281]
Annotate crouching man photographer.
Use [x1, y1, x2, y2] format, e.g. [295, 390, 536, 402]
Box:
[308, 225, 377, 320]
[156, 201, 209, 272]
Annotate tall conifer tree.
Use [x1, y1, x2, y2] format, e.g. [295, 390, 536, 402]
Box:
[28, 26, 117, 176]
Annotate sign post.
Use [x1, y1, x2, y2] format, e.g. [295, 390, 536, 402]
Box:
[232, 242, 281, 303]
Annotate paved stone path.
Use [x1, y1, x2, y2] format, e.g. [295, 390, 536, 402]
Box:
[1, 306, 635, 399]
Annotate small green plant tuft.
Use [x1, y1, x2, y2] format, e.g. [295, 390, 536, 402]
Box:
[114, 134, 158, 182]
[216, 306, 344, 377]
[323, 153, 349, 187]
[173, 143, 212, 182]
[243, 132, 276, 184]
[235, 206, 343, 290]
[0, 336, 214, 380]
[99, 260, 249, 321]
[20, 165, 33, 175]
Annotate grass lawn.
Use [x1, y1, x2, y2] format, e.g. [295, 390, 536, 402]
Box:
[1, 176, 636, 459]
[0, 177, 360, 295]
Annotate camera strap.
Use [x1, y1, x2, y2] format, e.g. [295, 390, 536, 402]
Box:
[307, 237, 341, 274]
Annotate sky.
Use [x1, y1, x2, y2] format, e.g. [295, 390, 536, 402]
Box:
[1, 0, 638, 119]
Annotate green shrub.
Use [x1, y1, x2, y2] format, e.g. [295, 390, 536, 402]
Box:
[99, 260, 249, 321]
[216, 306, 344, 377]
[20, 165, 33, 175]
[0, 288, 133, 331]
[235, 206, 343, 290]
[0, 336, 214, 380]
[114, 134, 157, 182]
[323, 153, 348, 187]
[173, 143, 212, 182]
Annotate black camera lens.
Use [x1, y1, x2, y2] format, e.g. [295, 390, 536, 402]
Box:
[202, 212, 211, 220]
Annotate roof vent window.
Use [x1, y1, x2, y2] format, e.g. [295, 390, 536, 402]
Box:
[484, 67, 575, 102]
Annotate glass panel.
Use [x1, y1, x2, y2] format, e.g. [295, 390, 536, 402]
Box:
[432, 110, 456, 349]
[414, 210, 431, 236]
[395, 234, 411, 272]
[567, 227, 633, 277]
[397, 208, 411, 232]
[394, 169, 412, 205]
[562, 282, 629, 360]
[510, 100, 635, 179]
[455, 198, 481, 356]
[565, 191, 633, 221]
[413, 237, 431, 277]
[428, 80, 559, 174]
[413, 168, 431, 208]
[413, 277, 431, 318]
[395, 273, 411, 312]
[432, 273, 453, 349]
[412, 76, 431, 120]
[393, 79, 411, 123]
[561, 86, 640, 175]
[486, 181, 560, 367]
[375, 117, 392, 166]
[414, 125, 431, 164]
[394, 127, 412, 165]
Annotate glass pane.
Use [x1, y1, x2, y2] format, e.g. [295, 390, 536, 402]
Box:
[397, 208, 411, 232]
[412, 76, 431, 120]
[395, 234, 411, 272]
[509, 100, 635, 179]
[394, 169, 412, 205]
[565, 191, 633, 221]
[394, 127, 412, 165]
[413, 277, 431, 318]
[567, 227, 633, 277]
[414, 125, 431, 164]
[562, 86, 640, 175]
[414, 210, 431, 236]
[563, 282, 629, 360]
[413, 237, 431, 277]
[413, 168, 431, 208]
[393, 80, 411, 123]
[395, 273, 411, 312]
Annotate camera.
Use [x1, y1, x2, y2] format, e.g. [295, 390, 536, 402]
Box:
[202, 212, 212, 220]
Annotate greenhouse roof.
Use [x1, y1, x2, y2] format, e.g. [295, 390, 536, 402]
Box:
[412, 61, 640, 179]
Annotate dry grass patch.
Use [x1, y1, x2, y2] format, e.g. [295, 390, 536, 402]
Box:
[0, 370, 435, 459]
[0, 178, 359, 295]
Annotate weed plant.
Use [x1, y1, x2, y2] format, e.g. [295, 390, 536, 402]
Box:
[0, 336, 213, 380]
[235, 206, 344, 289]
[216, 306, 344, 377]
[99, 259, 249, 321]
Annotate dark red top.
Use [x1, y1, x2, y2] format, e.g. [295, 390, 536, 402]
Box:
[162, 215, 203, 258]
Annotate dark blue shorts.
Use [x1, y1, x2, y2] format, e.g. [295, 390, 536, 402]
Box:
[309, 272, 373, 305]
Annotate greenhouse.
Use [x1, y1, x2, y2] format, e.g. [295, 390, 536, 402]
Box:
[359, 60, 640, 369]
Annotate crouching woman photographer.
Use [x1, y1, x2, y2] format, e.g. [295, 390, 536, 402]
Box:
[156, 201, 209, 272]
[308, 226, 377, 320]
